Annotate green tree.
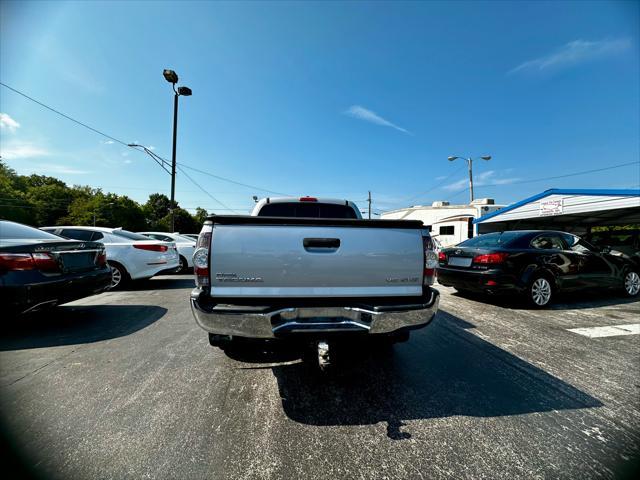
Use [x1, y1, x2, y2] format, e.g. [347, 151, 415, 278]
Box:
[143, 193, 177, 229]
[194, 207, 209, 225]
[0, 160, 33, 224]
[157, 207, 199, 233]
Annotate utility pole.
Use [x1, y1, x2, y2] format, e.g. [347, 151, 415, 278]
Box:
[447, 155, 492, 203]
[367, 191, 372, 219]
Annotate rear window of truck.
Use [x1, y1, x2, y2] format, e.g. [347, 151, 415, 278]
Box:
[257, 203, 358, 219]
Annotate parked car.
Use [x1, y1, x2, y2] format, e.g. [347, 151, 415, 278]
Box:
[587, 229, 640, 267]
[138, 232, 196, 273]
[0, 220, 111, 314]
[436, 230, 640, 307]
[190, 196, 440, 368]
[41, 226, 180, 289]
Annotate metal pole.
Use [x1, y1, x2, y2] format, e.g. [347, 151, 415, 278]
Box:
[467, 158, 474, 203]
[170, 91, 179, 232]
[368, 191, 371, 219]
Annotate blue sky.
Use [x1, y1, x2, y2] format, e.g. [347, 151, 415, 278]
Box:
[1, 0, 638, 215]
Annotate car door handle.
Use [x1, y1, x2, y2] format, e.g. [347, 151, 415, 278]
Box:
[303, 238, 341, 249]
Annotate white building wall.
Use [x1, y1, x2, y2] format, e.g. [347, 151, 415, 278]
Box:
[382, 204, 503, 247]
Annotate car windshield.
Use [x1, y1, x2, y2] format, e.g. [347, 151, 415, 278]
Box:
[111, 229, 152, 241]
[459, 232, 521, 248]
[0, 221, 62, 240]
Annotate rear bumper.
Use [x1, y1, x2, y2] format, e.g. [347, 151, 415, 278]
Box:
[190, 288, 439, 338]
[1, 267, 112, 314]
[436, 267, 522, 294]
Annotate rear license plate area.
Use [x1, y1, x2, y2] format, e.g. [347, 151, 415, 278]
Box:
[448, 256, 472, 267]
[62, 253, 94, 270]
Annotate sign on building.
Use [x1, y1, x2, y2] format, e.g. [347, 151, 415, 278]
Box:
[539, 198, 563, 216]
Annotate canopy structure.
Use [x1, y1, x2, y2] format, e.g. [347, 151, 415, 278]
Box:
[474, 189, 640, 235]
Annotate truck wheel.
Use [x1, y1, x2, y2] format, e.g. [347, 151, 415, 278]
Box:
[623, 270, 640, 297]
[527, 274, 553, 308]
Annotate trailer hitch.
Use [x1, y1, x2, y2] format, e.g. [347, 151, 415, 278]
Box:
[317, 340, 331, 370]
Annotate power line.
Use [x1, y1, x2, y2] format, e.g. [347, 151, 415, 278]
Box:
[445, 161, 640, 202]
[0, 82, 129, 147]
[479, 161, 640, 188]
[177, 163, 290, 196]
[175, 165, 241, 213]
[0, 82, 290, 197]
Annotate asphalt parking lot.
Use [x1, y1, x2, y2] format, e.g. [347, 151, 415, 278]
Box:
[1, 276, 639, 479]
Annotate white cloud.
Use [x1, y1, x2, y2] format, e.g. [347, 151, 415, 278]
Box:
[148, 145, 156, 150]
[0, 113, 20, 133]
[443, 171, 519, 191]
[343, 105, 410, 134]
[0, 141, 50, 159]
[509, 38, 630, 74]
[101, 140, 115, 145]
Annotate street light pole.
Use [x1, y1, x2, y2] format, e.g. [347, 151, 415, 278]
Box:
[170, 90, 179, 232]
[368, 191, 371, 219]
[163, 69, 192, 232]
[447, 155, 492, 203]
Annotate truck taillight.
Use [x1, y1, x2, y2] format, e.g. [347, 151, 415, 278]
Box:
[0, 252, 60, 272]
[194, 224, 213, 287]
[422, 234, 437, 286]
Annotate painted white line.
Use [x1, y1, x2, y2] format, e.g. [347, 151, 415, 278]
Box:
[568, 324, 640, 338]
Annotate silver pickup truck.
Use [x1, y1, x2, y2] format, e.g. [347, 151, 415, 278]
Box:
[190, 197, 439, 365]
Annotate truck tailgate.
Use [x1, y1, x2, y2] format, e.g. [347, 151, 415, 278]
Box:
[208, 218, 425, 299]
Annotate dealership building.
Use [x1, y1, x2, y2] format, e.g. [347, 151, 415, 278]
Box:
[474, 189, 640, 235]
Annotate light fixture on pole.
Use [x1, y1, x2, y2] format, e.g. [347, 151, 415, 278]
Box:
[163, 69, 192, 232]
[447, 155, 492, 203]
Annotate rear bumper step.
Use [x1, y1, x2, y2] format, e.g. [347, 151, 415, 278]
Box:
[191, 288, 439, 338]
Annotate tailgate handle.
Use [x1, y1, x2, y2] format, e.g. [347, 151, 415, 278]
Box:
[303, 238, 340, 249]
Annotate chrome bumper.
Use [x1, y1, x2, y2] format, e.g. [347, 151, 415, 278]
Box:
[190, 288, 439, 338]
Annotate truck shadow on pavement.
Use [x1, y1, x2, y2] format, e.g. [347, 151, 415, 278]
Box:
[0, 305, 166, 351]
[234, 311, 604, 440]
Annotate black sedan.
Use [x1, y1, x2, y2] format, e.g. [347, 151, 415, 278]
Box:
[0, 220, 112, 315]
[436, 230, 640, 307]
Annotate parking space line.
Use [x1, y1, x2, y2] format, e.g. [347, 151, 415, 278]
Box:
[567, 324, 640, 338]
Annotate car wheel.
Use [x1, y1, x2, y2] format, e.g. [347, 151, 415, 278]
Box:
[528, 275, 553, 308]
[177, 255, 189, 273]
[108, 262, 129, 290]
[623, 270, 640, 297]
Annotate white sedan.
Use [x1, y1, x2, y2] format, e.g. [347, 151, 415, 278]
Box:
[41, 226, 180, 289]
[138, 232, 197, 273]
